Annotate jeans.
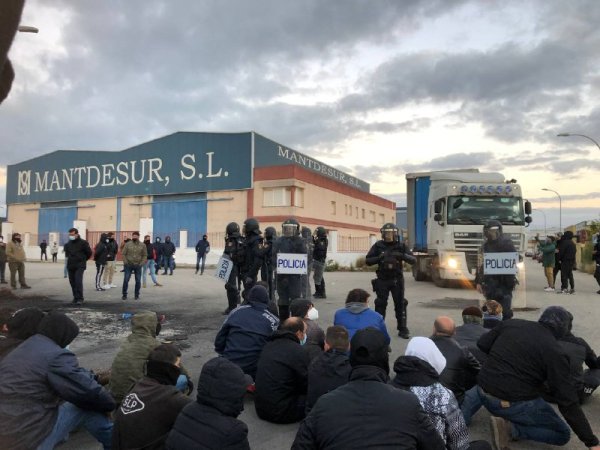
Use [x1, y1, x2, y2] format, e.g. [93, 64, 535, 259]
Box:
[561, 261, 575, 291]
[123, 264, 142, 298]
[461, 386, 483, 425]
[196, 252, 206, 274]
[95, 263, 105, 289]
[142, 259, 158, 285]
[477, 387, 570, 445]
[0, 261, 5, 281]
[68, 267, 86, 302]
[163, 255, 174, 274]
[52, 253, 58, 263]
[37, 402, 113, 450]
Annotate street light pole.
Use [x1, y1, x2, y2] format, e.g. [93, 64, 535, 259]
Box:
[542, 188, 562, 231]
[557, 133, 600, 151]
[533, 208, 547, 236]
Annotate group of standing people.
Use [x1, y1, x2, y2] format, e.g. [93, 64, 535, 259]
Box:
[536, 230, 578, 294]
[38, 239, 59, 262]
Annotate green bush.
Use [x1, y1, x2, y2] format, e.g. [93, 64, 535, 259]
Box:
[581, 243, 594, 263]
[325, 259, 339, 272]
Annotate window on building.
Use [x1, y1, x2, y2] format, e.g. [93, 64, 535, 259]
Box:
[370, 211, 376, 222]
[331, 201, 336, 215]
[294, 188, 304, 207]
[362, 208, 365, 219]
[263, 187, 292, 207]
[379, 213, 385, 224]
[355, 206, 359, 218]
[344, 204, 348, 215]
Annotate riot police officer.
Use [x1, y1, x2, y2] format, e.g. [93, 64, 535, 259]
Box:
[223, 222, 244, 315]
[261, 226, 277, 301]
[301, 226, 314, 298]
[312, 227, 328, 298]
[240, 218, 266, 299]
[272, 218, 307, 321]
[365, 223, 415, 339]
[476, 220, 517, 320]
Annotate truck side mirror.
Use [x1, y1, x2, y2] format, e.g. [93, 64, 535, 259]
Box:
[524, 201, 532, 215]
[434, 200, 443, 214]
[434, 213, 443, 222]
[525, 216, 532, 224]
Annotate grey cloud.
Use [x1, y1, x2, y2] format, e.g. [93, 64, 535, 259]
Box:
[529, 191, 600, 203]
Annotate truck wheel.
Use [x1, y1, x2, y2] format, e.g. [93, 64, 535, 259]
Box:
[431, 258, 448, 288]
[412, 265, 427, 282]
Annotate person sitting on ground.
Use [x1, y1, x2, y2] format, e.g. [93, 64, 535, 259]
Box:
[0, 307, 45, 360]
[255, 317, 310, 424]
[166, 357, 252, 450]
[291, 298, 325, 362]
[430, 316, 480, 405]
[0, 307, 15, 336]
[305, 325, 352, 414]
[476, 306, 600, 450]
[333, 288, 390, 345]
[112, 344, 192, 449]
[292, 327, 445, 449]
[392, 337, 491, 450]
[0, 311, 115, 450]
[454, 306, 488, 364]
[215, 284, 280, 380]
[110, 310, 191, 404]
[482, 300, 503, 329]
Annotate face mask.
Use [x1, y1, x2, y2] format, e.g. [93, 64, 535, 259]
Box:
[132, 237, 139, 242]
[14, 238, 21, 243]
[144, 240, 150, 244]
[300, 333, 307, 346]
[105, 239, 109, 243]
[68, 236, 76, 241]
[307, 307, 319, 321]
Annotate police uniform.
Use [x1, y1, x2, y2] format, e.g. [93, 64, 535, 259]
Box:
[312, 227, 328, 299]
[476, 220, 517, 320]
[301, 226, 314, 299]
[260, 227, 277, 301]
[240, 218, 267, 300]
[365, 223, 414, 339]
[223, 222, 244, 315]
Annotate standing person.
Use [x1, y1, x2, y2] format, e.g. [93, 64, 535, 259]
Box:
[121, 231, 146, 301]
[162, 236, 176, 275]
[475, 220, 517, 320]
[240, 218, 266, 299]
[301, 226, 314, 299]
[154, 236, 164, 274]
[272, 218, 307, 322]
[553, 232, 563, 285]
[312, 226, 328, 299]
[557, 230, 576, 294]
[64, 228, 92, 304]
[50, 241, 59, 263]
[223, 222, 244, 315]
[365, 222, 415, 339]
[142, 235, 162, 288]
[39, 239, 48, 261]
[261, 226, 277, 301]
[93, 233, 109, 292]
[0, 235, 7, 284]
[535, 234, 557, 292]
[593, 233, 600, 295]
[194, 234, 210, 275]
[6, 232, 30, 289]
[102, 232, 118, 289]
[119, 236, 130, 273]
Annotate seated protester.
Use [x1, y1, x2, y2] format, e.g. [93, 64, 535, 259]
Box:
[166, 357, 252, 450]
[255, 317, 310, 424]
[305, 325, 352, 414]
[482, 300, 503, 329]
[110, 310, 191, 404]
[291, 298, 325, 362]
[0, 312, 115, 450]
[430, 316, 480, 404]
[454, 306, 488, 364]
[112, 344, 192, 450]
[333, 288, 390, 345]
[215, 284, 280, 379]
[0, 307, 45, 360]
[292, 327, 445, 450]
[255, 280, 279, 317]
[0, 307, 15, 336]
[392, 337, 491, 450]
[476, 306, 600, 449]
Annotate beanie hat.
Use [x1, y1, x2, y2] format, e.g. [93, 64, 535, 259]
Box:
[350, 327, 389, 374]
[248, 285, 269, 305]
[539, 306, 571, 339]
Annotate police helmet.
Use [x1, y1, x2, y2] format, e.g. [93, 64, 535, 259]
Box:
[282, 218, 300, 237]
[380, 223, 399, 242]
[226, 222, 240, 237]
[314, 226, 327, 238]
[264, 226, 277, 240]
[301, 226, 312, 239]
[243, 218, 261, 236]
[483, 220, 503, 241]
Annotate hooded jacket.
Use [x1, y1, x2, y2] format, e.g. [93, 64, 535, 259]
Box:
[122, 239, 147, 266]
[109, 311, 161, 404]
[333, 303, 391, 345]
[306, 349, 351, 413]
[0, 307, 45, 360]
[94, 233, 109, 265]
[454, 323, 488, 364]
[64, 235, 92, 270]
[0, 312, 115, 450]
[166, 358, 251, 450]
[254, 330, 310, 424]
[162, 238, 176, 257]
[292, 365, 446, 450]
[558, 231, 577, 263]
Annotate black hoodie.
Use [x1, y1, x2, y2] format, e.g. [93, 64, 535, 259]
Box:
[37, 311, 79, 348]
[0, 307, 45, 360]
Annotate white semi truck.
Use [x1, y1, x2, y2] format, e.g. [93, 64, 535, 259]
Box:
[406, 169, 532, 287]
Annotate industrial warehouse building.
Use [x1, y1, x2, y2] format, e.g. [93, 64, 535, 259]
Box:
[5, 132, 395, 265]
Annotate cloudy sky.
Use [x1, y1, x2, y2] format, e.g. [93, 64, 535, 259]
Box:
[2, 0, 599, 229]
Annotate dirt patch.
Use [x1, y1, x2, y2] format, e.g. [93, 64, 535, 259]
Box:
[420, 297, 480, 309]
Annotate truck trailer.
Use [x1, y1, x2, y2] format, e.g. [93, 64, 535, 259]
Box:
[406, 169, 532, 287]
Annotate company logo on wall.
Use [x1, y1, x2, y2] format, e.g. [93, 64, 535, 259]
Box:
[6, 132, 253, 204]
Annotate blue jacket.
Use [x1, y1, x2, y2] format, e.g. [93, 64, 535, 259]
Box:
[214, 300, 280, 377]
[334, 303, 391, 345]
[0, 334, 115, 449]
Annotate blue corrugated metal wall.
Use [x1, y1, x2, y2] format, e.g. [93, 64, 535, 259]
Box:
[414, 177, 431, 252]
[38, 202, 77, 245]
[152, 193, 207, 247]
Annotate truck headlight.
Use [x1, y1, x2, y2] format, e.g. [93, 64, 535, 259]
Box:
[448, 258, 458, 269]
[517, 262, 525, 270]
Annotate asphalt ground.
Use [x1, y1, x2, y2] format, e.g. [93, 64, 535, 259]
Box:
[2, 258, 600, 449]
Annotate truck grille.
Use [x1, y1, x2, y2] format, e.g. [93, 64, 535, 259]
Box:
[454, 232, 522, 268]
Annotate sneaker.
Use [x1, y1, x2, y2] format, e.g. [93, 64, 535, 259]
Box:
[154, 283, 162, 287]
[96, 287, 105, 291]
[142, 282, 147, 288]
[543, 287, 554, 292]
[103, 284, 112, 290]
[398, 329, 410, 339]
[21, 285, 31, 289]
[569, 289, 575, 295]
[122, 295, 127, 301]
[134, 296, 140, 300]
[110, 284, 117, 288]
[556, 289, 565, 294]
[489, 416, 512, 450]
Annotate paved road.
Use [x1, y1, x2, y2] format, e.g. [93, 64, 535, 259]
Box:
[5, 259, 600, 449]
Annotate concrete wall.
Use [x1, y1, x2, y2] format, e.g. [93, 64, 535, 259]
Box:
[206, 190, 247, 234]
[7, 203, 39, 236]
[77, 197, 117, 231]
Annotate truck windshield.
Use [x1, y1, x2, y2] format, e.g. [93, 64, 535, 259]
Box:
[447, 196, 524, 225]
